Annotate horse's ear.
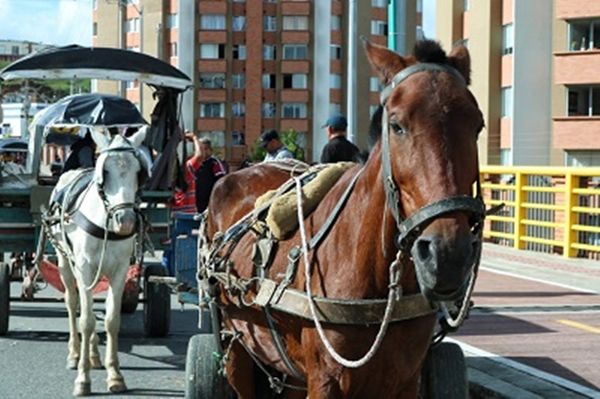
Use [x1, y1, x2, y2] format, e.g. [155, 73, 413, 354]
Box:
[127, 126, 148, 148]
[362, 38, 408, 85]
[447, 44, 471, 85]
[90, 127, 110, 150]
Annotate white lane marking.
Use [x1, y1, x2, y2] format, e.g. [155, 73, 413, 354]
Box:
[479, 266, 599, 294]
[446, 337, 600, 398]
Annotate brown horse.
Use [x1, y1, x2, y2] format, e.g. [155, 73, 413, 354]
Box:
[204, 39, 484, 398]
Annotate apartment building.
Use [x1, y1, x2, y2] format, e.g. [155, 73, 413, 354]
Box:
[435, 0, 600, 167]
[553, 1, 600, 167]
[0, 40, 47, 63]
[94, 0, 421, 165]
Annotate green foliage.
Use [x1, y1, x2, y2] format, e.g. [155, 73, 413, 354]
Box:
[247, 129, 306, 162]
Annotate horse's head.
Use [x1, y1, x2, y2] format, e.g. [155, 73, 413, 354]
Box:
[91, 127, 150, 236]
[365, 40, 485, 302]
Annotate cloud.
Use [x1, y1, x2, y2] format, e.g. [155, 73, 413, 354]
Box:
[0, 0, 92, 46]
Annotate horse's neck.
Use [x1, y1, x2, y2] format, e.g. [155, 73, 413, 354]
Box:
[312, 146, 401, 296]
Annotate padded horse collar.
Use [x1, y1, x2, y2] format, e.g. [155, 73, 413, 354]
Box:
[379, 63, 485, 250]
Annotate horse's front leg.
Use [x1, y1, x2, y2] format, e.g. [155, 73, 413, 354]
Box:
[104, 268, 128, 393]
[58, 255, 80, 370]
[74, 280, 95, 396]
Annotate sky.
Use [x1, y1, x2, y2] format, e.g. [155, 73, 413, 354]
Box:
[0, 0, 92, 47]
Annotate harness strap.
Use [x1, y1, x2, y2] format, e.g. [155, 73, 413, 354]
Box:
[263, 306, 306, 381]
[71, 210, 136, 241]
[212, 275, 437, 325]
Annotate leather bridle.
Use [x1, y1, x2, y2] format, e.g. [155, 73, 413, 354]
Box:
[379, 63, 486, 252]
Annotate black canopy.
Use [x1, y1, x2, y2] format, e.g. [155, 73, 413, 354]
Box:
[0, 45, 192, 90]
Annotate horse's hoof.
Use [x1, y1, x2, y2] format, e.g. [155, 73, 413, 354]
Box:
[107, 379, 127, 393]
[66, 358, 79, 370]
[90, 356, 102, 369]
[73, 382, 91, 396]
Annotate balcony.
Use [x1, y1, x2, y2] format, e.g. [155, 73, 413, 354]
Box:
[553, 117, 600, 150]
[554, 50, 600, 85]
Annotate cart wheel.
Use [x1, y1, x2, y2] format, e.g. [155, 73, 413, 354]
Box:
[185, 334, 232, 399]
[143, 264, 170, 337]
[420, 342, 468, 399]
[121, 286, 140, 314]
[0, 263, 10, 336]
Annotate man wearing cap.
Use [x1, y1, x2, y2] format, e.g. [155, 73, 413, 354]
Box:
[261, 129, 294, 162]
[320, 114, 360, 163]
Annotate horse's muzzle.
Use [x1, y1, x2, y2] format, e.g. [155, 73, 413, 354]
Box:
[411, 232, 477, 302]
[112, 209, 137, 236]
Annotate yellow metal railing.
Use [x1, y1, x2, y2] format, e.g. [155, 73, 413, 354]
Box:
[480, 166, 600, 259]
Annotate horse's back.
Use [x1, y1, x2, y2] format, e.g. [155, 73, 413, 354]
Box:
[207, 163, 293, 237]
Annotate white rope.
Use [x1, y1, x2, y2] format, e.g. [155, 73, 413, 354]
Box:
[293, 175, 400, 368]
[440, 267, 477, 328]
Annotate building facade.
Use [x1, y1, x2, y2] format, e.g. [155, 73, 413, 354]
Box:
[93, 0, 420, 165]
[0, 40, 46, 63]
[435, 0, 600, 167]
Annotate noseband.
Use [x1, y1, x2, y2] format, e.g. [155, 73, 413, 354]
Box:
[379, 63, 486, 250]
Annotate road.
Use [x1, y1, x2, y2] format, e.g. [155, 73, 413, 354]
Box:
[0, 281, 197, 399]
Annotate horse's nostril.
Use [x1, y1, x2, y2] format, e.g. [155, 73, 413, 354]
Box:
[416, 238, 432, 262]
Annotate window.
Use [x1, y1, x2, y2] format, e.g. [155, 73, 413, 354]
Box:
[331, 15, 341, 31]
[233, 44, 246, 60]
[283, 16, 308, 30]
[264, 16, 277, 31]
[370, 77, 381, 92]
[169, 42, 178, 57]
[199, 73, 225, 89]
[369, 104, 379, 117]
[464, 0, 470, 11]
[200, 103, 225, 118]
[501, 87, 513, 118]
[93, 22, 97, 36]
[502, 24, 513, 55]
[283, 74, 307, 89]
[282, 103, 307, 118]
[567, 86, 600, 116]
[262, 103, 277, 118]
[330, 103, 342, 115]
[371, 20, 387, 36]
[330, 45, 342, 60]
[263, 45, 277, 60]
[199, 131, 226, 155]
[166, 13, 178, 29]
[201, 15, 226, 30]
[417, 0, 423, 13]
[283, 44, 308, 60]
[262, 74, 276, 89]
[11, 46, 19, 55]
[127, 46, 140, 52]
[232, 16, 246, 31]
[125, 18, 140, 33]
[372, 0, 387, 7]
[200, 44, 225, 59]
[232, 131, 245, 145]
[232, 73, 245, 89]
[330, 74, 342, 89]
[568, 19, 600, 51]
[126, 81, 136, 90]
[232, 102, 246, 117]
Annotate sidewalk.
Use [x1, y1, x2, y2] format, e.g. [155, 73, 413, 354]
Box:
[461, 243, 600, 399]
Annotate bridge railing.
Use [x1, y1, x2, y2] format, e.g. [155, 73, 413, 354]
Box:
[480, 166, 600, 259]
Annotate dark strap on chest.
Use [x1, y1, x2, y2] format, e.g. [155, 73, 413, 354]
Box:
[71, 210, 136, 241]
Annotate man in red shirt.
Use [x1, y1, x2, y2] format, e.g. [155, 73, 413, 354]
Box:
[172, 132, 203, 214]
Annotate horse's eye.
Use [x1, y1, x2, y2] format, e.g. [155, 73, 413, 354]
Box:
[390, 122, 405, 135]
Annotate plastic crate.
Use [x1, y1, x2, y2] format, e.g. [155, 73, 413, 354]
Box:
[174, 234, 198, 291]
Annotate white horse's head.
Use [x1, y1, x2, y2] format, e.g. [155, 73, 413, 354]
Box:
[90, 126, 149, 236]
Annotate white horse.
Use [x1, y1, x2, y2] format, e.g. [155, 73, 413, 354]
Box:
[47, 128, 149, 396]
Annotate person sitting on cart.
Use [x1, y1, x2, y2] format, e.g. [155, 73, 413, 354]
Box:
[62, 130, 96, 173]
[194, 137, 227, 213]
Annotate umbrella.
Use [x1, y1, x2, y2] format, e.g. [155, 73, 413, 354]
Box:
[0, 138, 28, 153]
[32, 93, 147, 138]
[0, 45, 192, 91]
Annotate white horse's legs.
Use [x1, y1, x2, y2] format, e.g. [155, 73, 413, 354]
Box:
[58, 255, 80, 370]
[89, 331, 102, 369]
[104, 271, 128, 393]
[73, 281, 95, 397]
